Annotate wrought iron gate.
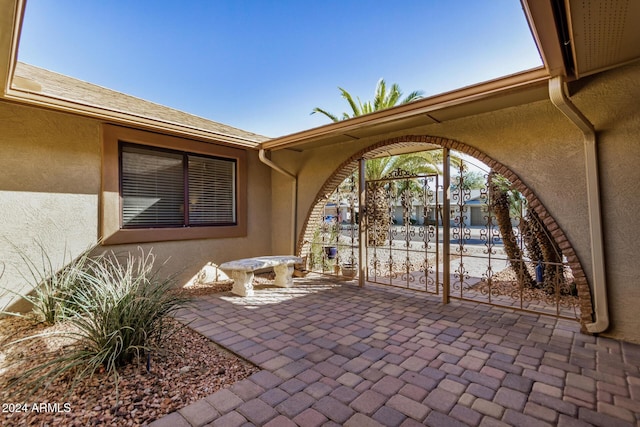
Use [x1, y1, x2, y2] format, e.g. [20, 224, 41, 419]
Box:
[365, 169, 441, 295]
[306, 173, 359, 278]
[445, 159, 579, 319]
[306, 150, 580, 321]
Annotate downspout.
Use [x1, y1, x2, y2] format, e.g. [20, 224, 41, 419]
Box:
[549, 76, 609, 334]
[258, 149, 298, 255]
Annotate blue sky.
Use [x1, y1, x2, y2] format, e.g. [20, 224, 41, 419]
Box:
[18, 1, 542, 138]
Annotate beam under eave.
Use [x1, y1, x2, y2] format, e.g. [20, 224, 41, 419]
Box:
[261, 67, 550, 151]
[521, 0, 568, 78]
[0, 0, 24, 97]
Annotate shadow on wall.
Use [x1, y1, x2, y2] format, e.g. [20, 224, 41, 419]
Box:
[0, 191, 98, 313]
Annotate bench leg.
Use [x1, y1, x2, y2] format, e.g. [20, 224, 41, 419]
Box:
[273, 264, 294, 288]
[230, 271, 254, 297]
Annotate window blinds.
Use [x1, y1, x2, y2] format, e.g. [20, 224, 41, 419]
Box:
[188, 155, 236, 224]
[121, 144, 236, 228]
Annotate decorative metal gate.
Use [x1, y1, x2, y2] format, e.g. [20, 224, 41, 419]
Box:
[306, 173, 359, 278]
[445, 158, 579, 319]
[365, 169, 441, 294]
[305, 150, 580, 321]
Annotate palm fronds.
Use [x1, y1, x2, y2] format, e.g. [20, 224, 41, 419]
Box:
[311, 78, 425, 121]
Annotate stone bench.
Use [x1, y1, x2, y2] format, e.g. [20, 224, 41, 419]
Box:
[219, 255, 303, 297]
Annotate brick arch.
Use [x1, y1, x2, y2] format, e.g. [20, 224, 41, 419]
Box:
[297, 135, 594, 329]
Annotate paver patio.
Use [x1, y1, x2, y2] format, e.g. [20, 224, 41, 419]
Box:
[151, 274, 640, 426]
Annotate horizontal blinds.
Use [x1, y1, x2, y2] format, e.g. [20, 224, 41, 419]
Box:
[121, 146, 184, 227]
[120, 144, 237, 228]
[188, 155, 236, 224]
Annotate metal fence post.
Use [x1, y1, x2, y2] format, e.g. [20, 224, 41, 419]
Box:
[359, 158, 366, 288]
[442, 148, 451, 304]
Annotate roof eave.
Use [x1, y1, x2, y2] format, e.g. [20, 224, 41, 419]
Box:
[0, 0, 262, 149]
[260, 67, 550, 151]
[3, 86, 262, 148]
[0, 0, 24, 97]
[520, 0, 569, 78]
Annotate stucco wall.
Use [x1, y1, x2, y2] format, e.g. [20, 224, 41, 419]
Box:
[0, 101, 272, 312]
[270, 61, 640, 342]
[3, 62, 638, 342]
[0, 103, 100, 311]
[577, 64, 640, 342]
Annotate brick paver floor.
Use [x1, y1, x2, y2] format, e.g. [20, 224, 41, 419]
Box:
[150, 275, 640, 426]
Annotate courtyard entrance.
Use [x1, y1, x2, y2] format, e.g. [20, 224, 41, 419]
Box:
[304, 148, 580, 321]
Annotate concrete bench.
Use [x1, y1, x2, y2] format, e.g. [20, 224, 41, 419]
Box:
[219, 255, 303, 297]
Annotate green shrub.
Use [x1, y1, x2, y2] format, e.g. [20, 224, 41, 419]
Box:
[5, 248, 191, 399]
[72, 249, 190, 368]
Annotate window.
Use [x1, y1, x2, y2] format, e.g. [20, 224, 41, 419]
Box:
[120, 144, 237, 228]
[101, 125, 247, 244]
[188, 154, 236, 225]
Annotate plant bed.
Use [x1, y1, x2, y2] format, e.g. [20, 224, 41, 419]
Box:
[180, 280, 234, 297]
[0, 315, 257, 426]
[0, 247, 259, 426]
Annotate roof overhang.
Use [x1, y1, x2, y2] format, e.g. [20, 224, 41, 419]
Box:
[4, 71, 264, 148]
[0, 0, 21, 97]
[524, 0, 640, 80]
[261, 67, 550, 152]
[3, 0, 640, 152]
[564, 0, 640, 79]
[261, 0, 640, 152]
[0, 0, 263, 149]
[521, 0, 567, 77]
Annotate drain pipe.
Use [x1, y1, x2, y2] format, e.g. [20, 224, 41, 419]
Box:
[258, 149, 298, 255]
[549, 76, 609, 334]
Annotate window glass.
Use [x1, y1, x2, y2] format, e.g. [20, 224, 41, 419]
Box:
[188, 155, 236, 225]
[120, 144, 236, 228]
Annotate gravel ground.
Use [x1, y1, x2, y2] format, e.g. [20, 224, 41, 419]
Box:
[0, 282, 257, 427]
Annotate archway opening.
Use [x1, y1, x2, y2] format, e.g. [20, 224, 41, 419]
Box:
[299, 136, 591, 325]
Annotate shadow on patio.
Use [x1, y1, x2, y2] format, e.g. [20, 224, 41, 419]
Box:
[152, 274, 640, 427]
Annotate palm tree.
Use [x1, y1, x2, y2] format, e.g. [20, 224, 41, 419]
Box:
[312, 78, 424, 120]
[488, 173, 566, 292]
[489, 172, 536, 288]
[523, 208, 566, 293]
[313, 79, 437, 246]
[364, 152, 444, 246]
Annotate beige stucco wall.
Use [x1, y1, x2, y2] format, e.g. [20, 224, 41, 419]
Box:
[2, 59, 638, 342]
[580, 64, 640, 343]
[0, 101, 272, 312]
[270, 61, 640, 343]
[0, 103, 100, 311]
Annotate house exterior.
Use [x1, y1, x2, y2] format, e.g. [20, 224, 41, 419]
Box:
[389, 189, 486, 227]
[2, 1, 640, 343]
